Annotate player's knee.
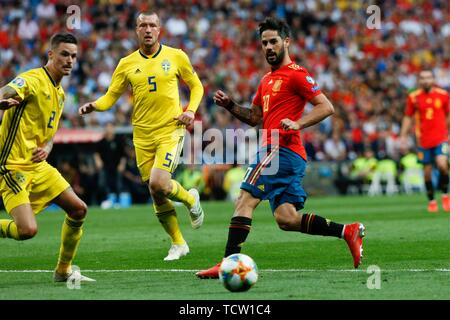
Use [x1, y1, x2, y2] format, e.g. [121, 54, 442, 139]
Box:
[17, 224, 38, 240]
[149, 179, 171, 196]
[276, 218, 290, 231]
[275, 215, 296, 231]
[69, 200, 88, 220]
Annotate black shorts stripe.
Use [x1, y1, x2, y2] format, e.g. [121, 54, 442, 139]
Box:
[0, 102, 27, 166]
[6, 171, 22, 193]
[3, 171, 21, 194]
[0, 165, 7, 175]
[0, 105, 23, 164]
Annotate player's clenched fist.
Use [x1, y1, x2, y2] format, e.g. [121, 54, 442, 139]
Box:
[213, 90, 234, 109]
[78, 102, 96, 115]
[280, 118, 300, 131]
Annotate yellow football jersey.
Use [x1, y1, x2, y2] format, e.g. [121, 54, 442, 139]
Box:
[95, 44, 203, 148]
[0, 67, 64, 169]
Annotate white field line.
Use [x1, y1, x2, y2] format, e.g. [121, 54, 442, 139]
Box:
[0, 268, 449, 273]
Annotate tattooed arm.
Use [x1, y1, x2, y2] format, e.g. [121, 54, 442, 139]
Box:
[0, 85, 21, 110]
[213, 90, 262, 127]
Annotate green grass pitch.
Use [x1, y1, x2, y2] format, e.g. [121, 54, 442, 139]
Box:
[0, 194, 449, 300]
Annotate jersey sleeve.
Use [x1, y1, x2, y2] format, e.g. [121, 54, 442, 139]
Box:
[177, 49, 204, 113]
[95, 58, 128, 111]
[405, 94, 415, 117]
[7, 72, 38, 101]
[291, 69, 322, 102]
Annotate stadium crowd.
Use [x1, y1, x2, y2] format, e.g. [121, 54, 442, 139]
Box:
[0, 0, 449, 205]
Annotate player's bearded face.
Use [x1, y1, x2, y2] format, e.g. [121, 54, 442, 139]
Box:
[418, 71, 434, 91]
[261, 31, 288, 66]
[266, 46, 285, 66]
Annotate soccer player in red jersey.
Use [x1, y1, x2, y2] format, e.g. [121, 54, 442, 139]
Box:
[400, 70, 450, 212]
[196, 18, 365, 279]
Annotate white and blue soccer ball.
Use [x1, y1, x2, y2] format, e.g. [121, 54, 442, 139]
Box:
[219, 253, 258, 292]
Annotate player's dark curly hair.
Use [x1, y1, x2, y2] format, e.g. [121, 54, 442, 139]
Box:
[258, 17, 291, 39]
[50, 33, 78, 49]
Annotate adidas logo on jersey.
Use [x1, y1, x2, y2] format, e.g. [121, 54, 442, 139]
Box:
[135, 69, 142, 74]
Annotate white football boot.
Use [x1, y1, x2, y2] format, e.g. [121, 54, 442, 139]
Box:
[164, 243, 190, 261]
[53, 270, 96, 282]
[188, 188, 204, 229]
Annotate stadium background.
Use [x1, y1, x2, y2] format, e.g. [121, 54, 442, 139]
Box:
[0, 0, 449, 206]
[0, 0, 449, 302]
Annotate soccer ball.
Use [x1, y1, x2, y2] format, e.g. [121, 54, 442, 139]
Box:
[219, 253, 258, 292]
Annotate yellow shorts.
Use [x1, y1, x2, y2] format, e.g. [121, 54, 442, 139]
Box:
[135, 131, 185, 182]
[0, 162, 70, 214]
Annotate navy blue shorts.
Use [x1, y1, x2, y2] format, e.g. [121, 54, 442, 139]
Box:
[417, 142, 448, 164]
[240, 145, 307, 212]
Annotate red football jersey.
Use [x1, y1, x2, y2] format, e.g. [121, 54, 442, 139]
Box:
[405, 87, 450, 148]
[252, 62, 322, 160]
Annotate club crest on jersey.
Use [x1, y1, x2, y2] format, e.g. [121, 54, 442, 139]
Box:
[435, 99, 442, 109]
[311, 85, 320, 92]
[15, 172, 26, 184]
[11, 77, 25, 88]
[272, 80, 283, 93]
[161, 59, 171, 74]
[306, 76, 315, 84]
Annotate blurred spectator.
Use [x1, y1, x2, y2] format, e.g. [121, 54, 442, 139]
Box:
[324, 131, 347, 161]
[2, 0, 448, 201]
[94, 122, 125, 208]
[78, 152, 100, 206]
[223, 165, 247, 202]
[58, 158, 84, 197]
[118, 140, 149, 204]
[36, 0, 57, 21]
[347, 149, 378, 195]
[175, 164, 205, 197]
[368, 153, 399, 196]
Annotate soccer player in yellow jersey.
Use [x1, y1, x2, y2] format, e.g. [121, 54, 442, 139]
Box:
[79, 12, 205, 261]
[0, 33, 94, 282]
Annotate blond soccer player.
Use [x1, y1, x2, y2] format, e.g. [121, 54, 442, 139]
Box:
[79, 12, 204, 261]
[0, 33, 94, 282]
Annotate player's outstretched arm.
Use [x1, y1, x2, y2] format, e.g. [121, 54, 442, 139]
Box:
[214, 90, 262, 127]
[0, 85, 21, 110]
[281, 93, 334, 131]
[78, 102, 97, 115]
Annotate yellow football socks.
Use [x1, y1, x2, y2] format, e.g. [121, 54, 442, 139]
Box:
[167, 180, 195, 209]
[55, 215, 84, 274]
[0, 219, 20, 240]
[154, 201, 185, 245]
